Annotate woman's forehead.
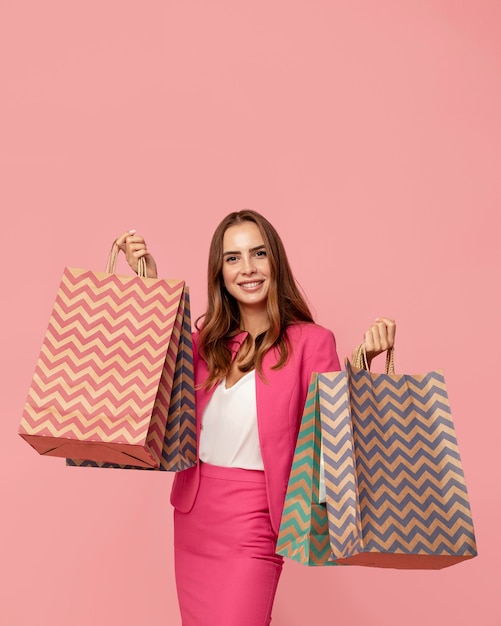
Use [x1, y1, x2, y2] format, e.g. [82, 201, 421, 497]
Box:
[223, 222, 264, 250]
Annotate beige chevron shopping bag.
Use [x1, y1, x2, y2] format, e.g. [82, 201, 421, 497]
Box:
[322, 348, 477, 569]
[19, 243, 196, 471]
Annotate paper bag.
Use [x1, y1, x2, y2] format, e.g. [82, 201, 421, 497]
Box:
[19, 245, 196, 471]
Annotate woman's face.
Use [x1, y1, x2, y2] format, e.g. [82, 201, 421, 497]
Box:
[221, 221, 271, 313]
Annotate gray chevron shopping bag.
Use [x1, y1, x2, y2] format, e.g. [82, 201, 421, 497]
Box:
[277, 348, 477, 569]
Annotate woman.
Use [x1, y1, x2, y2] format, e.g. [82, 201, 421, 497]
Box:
[117, 210, 395, 625]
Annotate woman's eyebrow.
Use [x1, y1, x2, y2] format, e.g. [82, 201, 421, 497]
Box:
[223, 244, 266, 256]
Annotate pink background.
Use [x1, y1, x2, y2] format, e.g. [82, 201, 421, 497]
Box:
[1, 1, 500, 625]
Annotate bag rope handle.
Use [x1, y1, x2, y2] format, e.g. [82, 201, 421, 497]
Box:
[353, 343, 395, 375]
[105, 241, 147, 278]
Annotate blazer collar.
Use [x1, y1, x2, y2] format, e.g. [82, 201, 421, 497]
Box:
[227, 331, 249, 361]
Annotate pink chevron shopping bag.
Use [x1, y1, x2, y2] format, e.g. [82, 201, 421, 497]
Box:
[19, 243, 196, 471]
[320, 348, 477, 569]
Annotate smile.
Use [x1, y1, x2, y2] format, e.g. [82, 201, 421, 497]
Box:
[239, 281, 264, 289]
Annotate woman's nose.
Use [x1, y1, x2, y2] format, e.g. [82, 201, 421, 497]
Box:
[241, 255, 256, 273]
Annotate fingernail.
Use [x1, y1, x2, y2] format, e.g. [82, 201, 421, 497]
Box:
[129, 229, 136, 234]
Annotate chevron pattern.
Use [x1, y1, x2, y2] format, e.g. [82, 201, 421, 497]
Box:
[276, 376, 339, 566]
[67, 290, 196, 471]
[19, 267, 196, 470]
[318, 372, 362, 559]
[322, 360, 477, 569]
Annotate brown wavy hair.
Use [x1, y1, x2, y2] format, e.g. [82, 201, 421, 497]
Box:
[196, 210, 314, 389]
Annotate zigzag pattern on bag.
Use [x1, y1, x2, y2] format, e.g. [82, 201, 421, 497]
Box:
[276, 377, 338, 566]
[145, 287, 184, 463]
[157, 297, 196, 470]
[318, 373, 362, 559]
[351, 366, 476, 556]
[321, 364, 477, 567]
[68, 289, 197, 472]
[19, 267, 186, 468]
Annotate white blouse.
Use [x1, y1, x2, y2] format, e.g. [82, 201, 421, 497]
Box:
[198, 370, 264, 470]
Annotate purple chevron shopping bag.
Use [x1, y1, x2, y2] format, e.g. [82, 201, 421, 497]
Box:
[320, 348, 477, 569]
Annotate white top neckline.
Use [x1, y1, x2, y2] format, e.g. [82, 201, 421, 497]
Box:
[223, 369, 255, 392]
[199, 370, 264, 470]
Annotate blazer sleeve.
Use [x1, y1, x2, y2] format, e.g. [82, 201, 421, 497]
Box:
[289, 324, 342, 447]
[301, 325, 341, 380]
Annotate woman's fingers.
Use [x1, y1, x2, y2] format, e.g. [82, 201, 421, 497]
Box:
[379, 317, 396, 348]
[113, 230, 158, 278]
[364, 318, 396, 357]
[127, 240, 148, 256]
[115, 230, 135, 251]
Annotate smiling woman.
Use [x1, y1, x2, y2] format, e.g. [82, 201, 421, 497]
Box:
[222, 224, 270, 316]
[116, 209, 396, 625]
[195, 211, 322, 393]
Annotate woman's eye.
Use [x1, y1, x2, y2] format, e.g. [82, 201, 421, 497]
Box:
[255, 250, 267, 257]
[225, 256, 238, 263]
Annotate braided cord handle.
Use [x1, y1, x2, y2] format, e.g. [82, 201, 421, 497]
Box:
[105, 241, 147, 278]
[353, 343, 395, 375]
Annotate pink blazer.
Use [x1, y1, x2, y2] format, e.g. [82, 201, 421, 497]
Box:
[170, 322, 341, 533]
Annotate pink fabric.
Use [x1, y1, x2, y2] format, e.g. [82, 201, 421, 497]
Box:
[174, 463, 283, 625]
[171, 323, 341, 533]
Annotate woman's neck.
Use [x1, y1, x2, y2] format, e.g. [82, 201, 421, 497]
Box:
[239, 307, 270, 338]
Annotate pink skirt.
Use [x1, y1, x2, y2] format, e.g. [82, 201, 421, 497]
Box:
[174, 463, 284, 626]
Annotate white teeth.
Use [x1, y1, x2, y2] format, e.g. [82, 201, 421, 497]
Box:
[240, 281, 262, 289]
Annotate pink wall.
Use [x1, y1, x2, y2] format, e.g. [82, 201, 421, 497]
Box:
[1, 1, 499, 624]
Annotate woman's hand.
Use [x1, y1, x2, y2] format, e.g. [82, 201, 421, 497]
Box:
[353, 317, 396, 367]
[115, 229, 158, 278]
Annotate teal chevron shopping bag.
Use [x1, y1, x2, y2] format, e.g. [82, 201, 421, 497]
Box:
[277, 375, 339, 565]
[321, 348, 477, 569]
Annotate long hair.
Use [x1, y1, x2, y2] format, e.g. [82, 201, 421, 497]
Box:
[196, 210, 314, 389]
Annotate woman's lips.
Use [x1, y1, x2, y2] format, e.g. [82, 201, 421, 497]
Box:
[239, 280, 264, 290]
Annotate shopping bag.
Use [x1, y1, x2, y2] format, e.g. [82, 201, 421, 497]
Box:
[277, 348, 477, 569]
[66, 290, 196, 472]
[19, 243, 196, 471]
[276, 378, 339, 566]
